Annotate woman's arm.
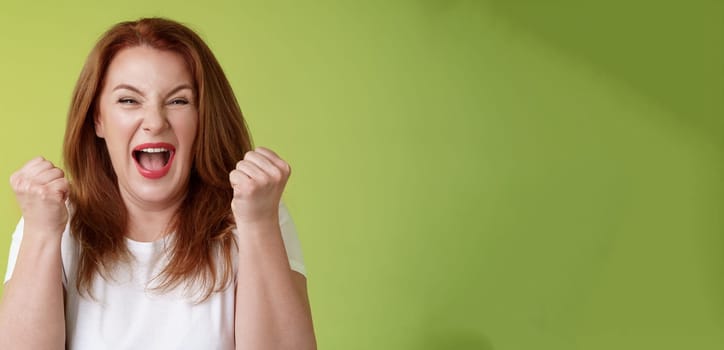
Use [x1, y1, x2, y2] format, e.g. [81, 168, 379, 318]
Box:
[0, 233, 66, 350]
[230, 148, 316, 349]
[235, 223, 316, 349]
[0, 157, 68, 350]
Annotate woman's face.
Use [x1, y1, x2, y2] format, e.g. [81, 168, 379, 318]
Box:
[96, 46, 198, 211]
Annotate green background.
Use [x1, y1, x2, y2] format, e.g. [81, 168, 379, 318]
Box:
[1, 0, 722, 349]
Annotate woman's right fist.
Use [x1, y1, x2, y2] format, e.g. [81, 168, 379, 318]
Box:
[10, 157, 69, 237]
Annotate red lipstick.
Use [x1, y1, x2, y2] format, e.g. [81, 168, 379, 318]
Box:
[132, 142, 176, 179]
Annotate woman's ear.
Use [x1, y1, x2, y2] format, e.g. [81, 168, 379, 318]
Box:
[95, 113, 105, 138]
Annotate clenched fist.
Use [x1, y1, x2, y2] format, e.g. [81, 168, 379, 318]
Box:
[229, 147, 290, 226]
[10, 157, 69, 237]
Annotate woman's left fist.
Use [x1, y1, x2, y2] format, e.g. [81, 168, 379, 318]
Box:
[229, 147, 291, 225]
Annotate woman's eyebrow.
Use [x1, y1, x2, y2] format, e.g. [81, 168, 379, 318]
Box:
[112, 84, 144, 95]
[112, 83, 194, 97]
[165, 84, 194, 98]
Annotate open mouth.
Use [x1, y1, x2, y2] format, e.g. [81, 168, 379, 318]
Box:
[132, 143, 176, 179]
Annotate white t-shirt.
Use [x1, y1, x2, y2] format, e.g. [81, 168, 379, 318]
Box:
[3, 203, 306, 350]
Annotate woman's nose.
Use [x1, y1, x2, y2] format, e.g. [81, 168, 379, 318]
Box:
[141, 105, 169, 134]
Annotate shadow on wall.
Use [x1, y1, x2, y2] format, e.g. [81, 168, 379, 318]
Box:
[414, 309, 493, 350]
[417, 328, 494, 350]
[481, 0, 724, 142]
[418, 0, 723, 143]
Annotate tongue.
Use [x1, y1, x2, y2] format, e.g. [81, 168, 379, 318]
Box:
[138, 152, 167, 170]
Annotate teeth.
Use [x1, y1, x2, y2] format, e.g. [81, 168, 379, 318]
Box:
[139, 148, 169, 153]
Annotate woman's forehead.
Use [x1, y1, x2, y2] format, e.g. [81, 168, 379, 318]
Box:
[103, 46, 194, 93]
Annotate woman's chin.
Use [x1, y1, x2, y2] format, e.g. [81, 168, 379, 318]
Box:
[122, 178, 187, 208]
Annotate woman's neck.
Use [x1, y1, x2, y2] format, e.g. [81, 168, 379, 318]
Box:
[123, 199, 183, 243]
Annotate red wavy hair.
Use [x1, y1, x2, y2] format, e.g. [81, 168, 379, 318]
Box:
[63, 18, 252, 300]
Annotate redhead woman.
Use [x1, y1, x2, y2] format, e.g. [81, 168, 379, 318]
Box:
[0, 18, 316, 350]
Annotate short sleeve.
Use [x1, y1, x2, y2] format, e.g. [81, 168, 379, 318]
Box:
[232, 202, 307, 277]
[4, 218, 25, 284]
[278, 202, 307, 277]
[4, 218, 70, 287]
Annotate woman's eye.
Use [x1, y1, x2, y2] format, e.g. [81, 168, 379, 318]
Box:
[170, 98, 189, 105]
[118, 98, 137, 104]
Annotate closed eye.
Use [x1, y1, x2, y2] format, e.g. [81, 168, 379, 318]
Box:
[169, 98, 189, 105]
[118, 98, 138, 104]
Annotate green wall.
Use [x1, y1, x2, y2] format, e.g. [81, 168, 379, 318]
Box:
[1, 0, 722, 349]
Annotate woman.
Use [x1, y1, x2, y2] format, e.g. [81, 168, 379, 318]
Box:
[0, 18, 316, 349]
